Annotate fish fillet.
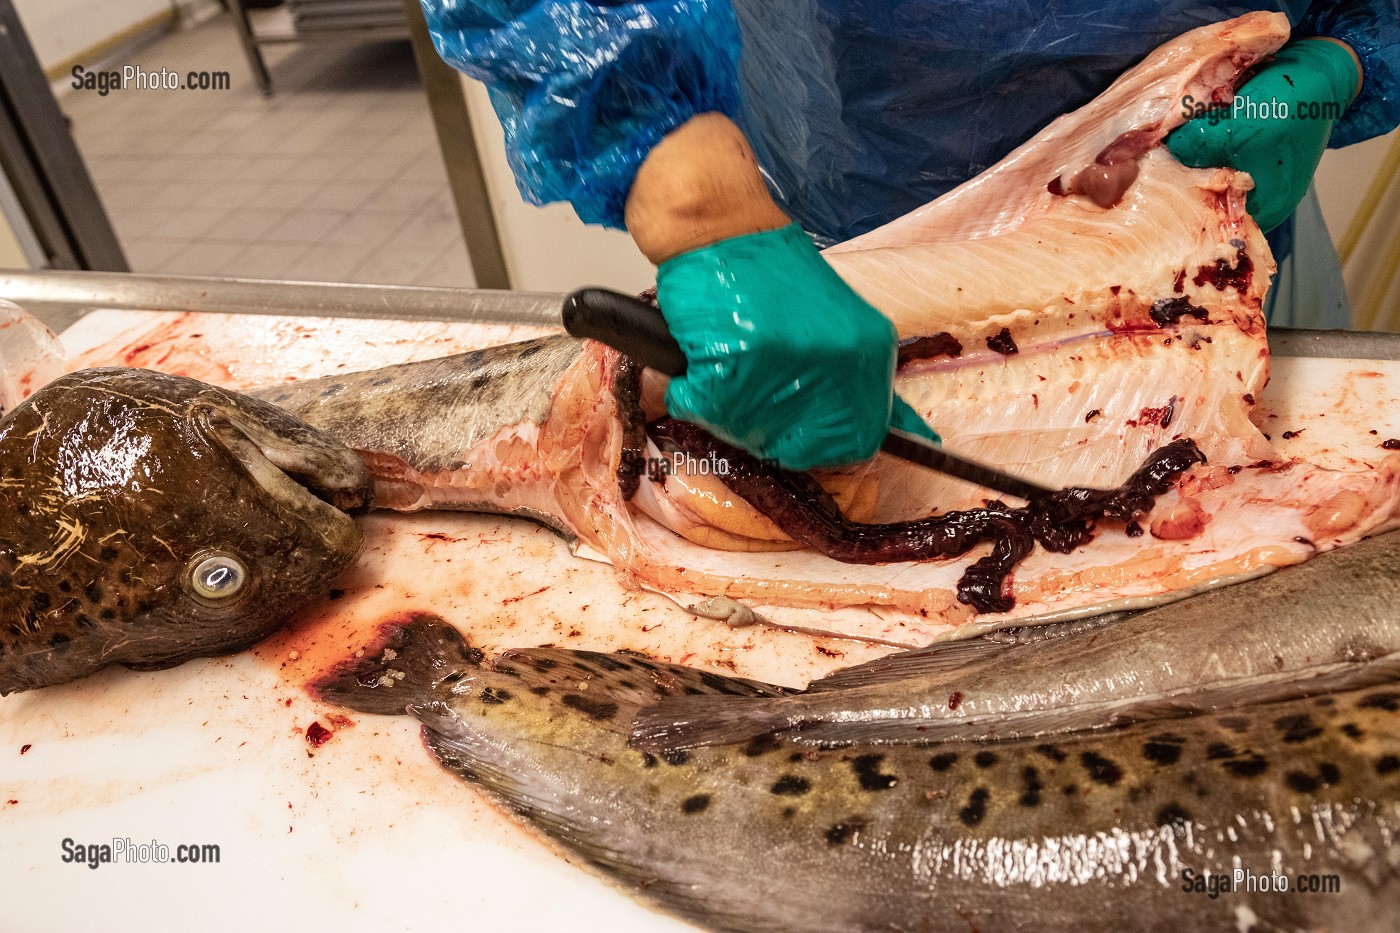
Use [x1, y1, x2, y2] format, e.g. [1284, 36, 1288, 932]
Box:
[594, 12, 1400, 641]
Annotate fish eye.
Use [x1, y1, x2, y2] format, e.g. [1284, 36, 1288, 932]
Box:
[190, 554, 247, 600]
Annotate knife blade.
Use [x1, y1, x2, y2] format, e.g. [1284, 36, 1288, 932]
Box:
[561, 287, 1054, 502]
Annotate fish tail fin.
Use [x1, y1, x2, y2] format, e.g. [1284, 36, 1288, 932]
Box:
[628, 694, 791, 752]
[310, 612, 484, 715]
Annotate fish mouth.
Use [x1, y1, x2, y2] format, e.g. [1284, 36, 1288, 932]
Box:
[193, 398, 374, 551]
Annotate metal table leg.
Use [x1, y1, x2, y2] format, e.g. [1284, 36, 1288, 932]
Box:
[227, 0, 274, 96]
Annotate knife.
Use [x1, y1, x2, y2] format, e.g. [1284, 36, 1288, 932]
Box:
[562, 288, 1055, 502]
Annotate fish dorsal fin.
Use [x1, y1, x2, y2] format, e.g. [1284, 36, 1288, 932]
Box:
[492, 648, 792, 710]
[807, 613, 1129, 693]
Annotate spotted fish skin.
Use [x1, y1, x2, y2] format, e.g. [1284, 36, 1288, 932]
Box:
[631, 531, 1400, 750]
[317, 617, 1400, 933]
[0, 368, 372, 694]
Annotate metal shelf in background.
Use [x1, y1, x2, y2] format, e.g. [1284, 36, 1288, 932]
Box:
[0, 269, 562, 329]
[2, 269, 1398, 362]
[227, 0, 410, 96]
[225, 0, 512, 290]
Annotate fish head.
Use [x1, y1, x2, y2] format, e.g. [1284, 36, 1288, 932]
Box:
[0, 367, 373, 692]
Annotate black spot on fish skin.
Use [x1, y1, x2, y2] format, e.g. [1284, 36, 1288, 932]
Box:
[929, 753, 958, 772]
[1143, 739, 1183, 765]
[1319, 763, 1341, 784]
[743, 734, 782, 757]
[1376, 756, 1399, 775]
[1287, 771, 1320, 793]
[29, 592, 51, 613]
[959, 789, 990, 826]
[826, 819, 866, 846]
[1276, 714, 1323, 743]
[532, 657, 557, 672]
[530, 686, 551, 696]
[1218, 715, 1251, 733]
[1035, 744, 1067, 763]
[1342, 723, 1364, 740]
[48, 633, 70, 648]
[852, 754, 898, 791]
[699, 671, 736, 693]
[1081, 751, 1123, 786]
[478, 687, 511, 705]
[560, 693, 619, 722]
[641, 753, 658, 769]
[1208, 743, 1268, 776]
[1222, 756, 1268, 778]
[593, 655, 629, 672]
[681, 794, 711, 814]
[661, 749, 691, 767]
[781, 807, 797, 820]
[97, 546, 118, 562]
[974, 751, 998, 769]
[1156, 803, 1192, 836]
[1019, 767, 1043, 807]
[1360, 692, 1400, 712]
[771, 775, 811, 797]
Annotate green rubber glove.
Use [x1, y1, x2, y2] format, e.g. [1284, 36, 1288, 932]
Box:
[657, 223, 937, 472]
[1167, 39, 1360, 233]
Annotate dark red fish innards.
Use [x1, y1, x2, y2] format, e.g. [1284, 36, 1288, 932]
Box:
[648, 419, 1206, 613]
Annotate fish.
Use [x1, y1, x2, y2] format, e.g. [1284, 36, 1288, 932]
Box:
[251, 13, 1399, 647]
[630, 530, 1400, 749]
[315, 615, 1400, 933]
[0, 367, 374, 694]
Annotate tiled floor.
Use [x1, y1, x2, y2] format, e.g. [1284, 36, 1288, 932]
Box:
[58, 12, 475, 287]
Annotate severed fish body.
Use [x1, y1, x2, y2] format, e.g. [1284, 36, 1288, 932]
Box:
[256, 12, 1399, 644]
[316, 616, 1400, 933]
[630, 530, 1400, 749]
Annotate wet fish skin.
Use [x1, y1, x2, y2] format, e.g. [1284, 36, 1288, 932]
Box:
[0, 368, 373, 694]
[631, 530, 1400, 750]
[249, 336, 588, 519]
[317, 617, 1400, 933]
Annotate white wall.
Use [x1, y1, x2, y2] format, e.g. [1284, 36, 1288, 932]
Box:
[12, 0, 172, 72]
[0, 213, 28, 270]
[460, 79, 656, 294]
[1317, 130, 1400, 330]
[1316, 128, 1398, 237]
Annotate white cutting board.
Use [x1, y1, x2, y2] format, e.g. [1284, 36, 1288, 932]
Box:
[0, 310, 906, 933]
[2, 310, 1397, 933]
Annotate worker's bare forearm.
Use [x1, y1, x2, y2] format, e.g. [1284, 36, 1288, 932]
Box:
[624, 114, 791, 265]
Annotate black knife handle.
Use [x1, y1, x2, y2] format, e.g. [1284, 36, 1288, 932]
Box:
[562, 288, 688, 377]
